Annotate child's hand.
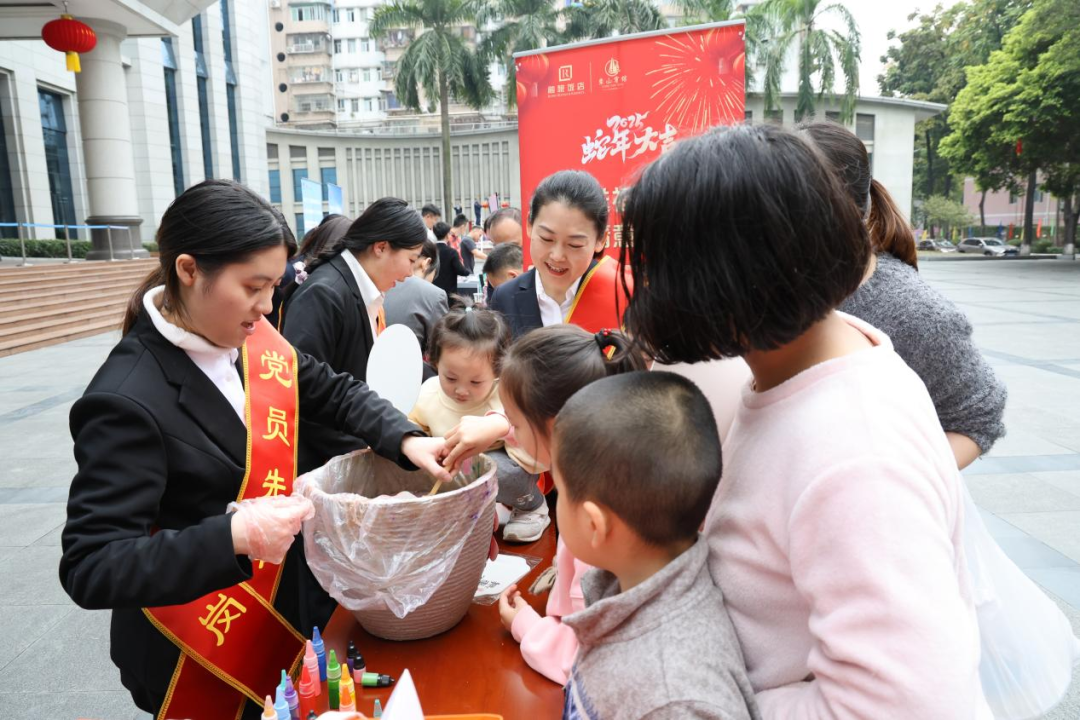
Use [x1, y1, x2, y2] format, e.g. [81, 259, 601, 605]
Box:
[498, 584, 528, 631]
[443, 414, 511, 473]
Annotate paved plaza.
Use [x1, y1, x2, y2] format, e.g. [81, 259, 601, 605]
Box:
[0, 257, 1077, 719]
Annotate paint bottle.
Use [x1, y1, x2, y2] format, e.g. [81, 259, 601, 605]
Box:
[360, 673, 395, 688]
[352, 650, 366, 686]
[327, 648, 341, 710]
[303, 640, 321, 696]
[312, 626, 327, 682]
[306, 713, 318, 720]
[347, 640, 358, 663]
[373, 698, 383, 718]
[339, 670, 356, 712]
[297, 664, 317, 719]
[284, 676, 300, 720]
[273, 685, 290, 720]
[261, 695, 276, 720]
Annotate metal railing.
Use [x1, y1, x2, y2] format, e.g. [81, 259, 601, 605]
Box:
[0, 222, 141, 267]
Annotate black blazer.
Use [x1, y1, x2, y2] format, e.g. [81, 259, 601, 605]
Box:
[59, 312, 419, 718]
[488, 261, 599, 339]
[281, 253, 377, 474]
[433, 241, 469, 296]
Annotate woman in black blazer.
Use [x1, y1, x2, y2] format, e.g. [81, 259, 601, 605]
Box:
[59, 181, 448, 720]
[281, 198, 428, 475]
[432, 220, 470, 296]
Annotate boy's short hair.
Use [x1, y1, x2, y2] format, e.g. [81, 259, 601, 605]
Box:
[553, 371, 721, 547]
[452, 213, 470, 229]
[432, 221, 451, 241]
[484, 242, 523, 277]
[421, 204, 442, 219]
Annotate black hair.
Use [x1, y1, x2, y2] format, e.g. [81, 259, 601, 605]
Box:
[419, 236, 440, 278]
[553, 371, 720, 547]
[421, 203, 442, 218]
[619, 124, 869, 364]
[500, 325, 646, 446]
[428, 296, 512, 374]
[529, 170, 608, 243]
[296, 213, 351, 262]
[483, 206, 522, 234]
[452, 213, 470, 228]
[124, 179, 295, 334]
[483, 242, 523, 277]
[798, 121, 918, 269]
[303, 197, 427, 276]
[432, 221, 452, 241]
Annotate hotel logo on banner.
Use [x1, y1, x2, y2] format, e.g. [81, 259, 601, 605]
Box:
[599, 57, 627, 90]
[547, 64, 585, 97]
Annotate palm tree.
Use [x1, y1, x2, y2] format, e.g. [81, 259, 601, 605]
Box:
[562, 0, 667, 42]
[371, 0, 494, 215]
[669, 0, 733, 26]
[748, 0, 860, 122]
[477, 0, 563, 110]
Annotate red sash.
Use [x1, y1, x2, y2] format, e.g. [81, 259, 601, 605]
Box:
[144, 318, 306, 720]
[564, 256, 632, 334]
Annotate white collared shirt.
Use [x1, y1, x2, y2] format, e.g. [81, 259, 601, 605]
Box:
[143, 286, 246, 423]
[340, 249, 384, 338]
[535, 272, 582, 327]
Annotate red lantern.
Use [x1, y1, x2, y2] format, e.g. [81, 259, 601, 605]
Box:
[500, 201, 510, 208]
[42, 14, 97, 73]
[481, 201, 489, 209]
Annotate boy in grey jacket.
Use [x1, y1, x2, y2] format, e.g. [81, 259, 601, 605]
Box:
[552, 372, 759, 720]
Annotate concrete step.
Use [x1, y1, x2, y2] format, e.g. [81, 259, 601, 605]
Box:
[0, 293, 135, 326]
[0, 274, 148, 299]
[0, 259, 155, 279]
[0, 265, 153, 291]
[0, 306, 124, 343]
[0, 317, 120, 358]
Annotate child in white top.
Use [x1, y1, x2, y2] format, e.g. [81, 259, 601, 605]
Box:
[409, 301, 545, 541]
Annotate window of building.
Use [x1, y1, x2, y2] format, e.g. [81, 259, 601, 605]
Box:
[220, 0, 241, 181]
[764, 109, 782, 125]
[337, 98, 346, 111]
[351, 98, 360, 112]
[0, 106, 18, 238]
[192, 16, 213, 180]
[347, 8, 356, 22]
[364, 98, 376, 113]
[349, 69, 359, 83]
[1035, 188, 1044, 203]
[856, 113, 875, 142]
[289, 33, 328, 53]
[825, 111, 841, 123]
[296, 213, 305, 236]
[293, 168, 308, 202]
[160, 39, 185, 197]
[333, 9, 340, 23]
[269, 169, 281, 203]
[290, 5, 327, 22]
[38, 90, 78, 235]
[744, 110, 752, 124]
[321, 167, 337, 200]
[318, 147, 335, 159]
[267, 143, 279, 160]
[360, 39, 370, 52]
[290, 145, 307, 160]
[334, 39, 342, 53]
[347, 39, 357, 53]
[335, 69, 344, 82]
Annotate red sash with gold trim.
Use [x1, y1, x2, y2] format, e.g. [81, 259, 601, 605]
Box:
[564, 256, 632, 334]
[144, 318, 306, 720]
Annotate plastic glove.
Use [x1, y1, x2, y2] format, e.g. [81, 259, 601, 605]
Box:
[228, 494, 315, 565]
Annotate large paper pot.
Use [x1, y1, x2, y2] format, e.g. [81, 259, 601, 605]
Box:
[297, 450, 497, 641]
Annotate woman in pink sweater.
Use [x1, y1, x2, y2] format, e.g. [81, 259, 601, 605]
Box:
[443, 325, 646, 684]
[618, 125, 992, 719]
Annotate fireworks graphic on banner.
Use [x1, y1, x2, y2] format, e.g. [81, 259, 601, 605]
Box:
[646, 28, 745, 132]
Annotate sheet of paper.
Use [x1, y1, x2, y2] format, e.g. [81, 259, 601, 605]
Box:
[382, 668, 423, 720]
[474, 553, 533, 599]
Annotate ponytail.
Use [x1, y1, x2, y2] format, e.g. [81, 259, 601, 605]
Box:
[429, 296, 511, 372]
[500, 324, 647, 444]
[868, 179, 918, 269]
[122, 265, 167, 335]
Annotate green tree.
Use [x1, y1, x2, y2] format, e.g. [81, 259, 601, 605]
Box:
[477, 0, 563, 110]
[562, 0, 666, 42]
[371, 0, 494, 214]
[747, 0, 861, 123]
[669, 0, 733, 25]
[922, 195, 974, 240]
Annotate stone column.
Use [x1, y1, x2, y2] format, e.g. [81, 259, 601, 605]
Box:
[75, 19, 146, 259]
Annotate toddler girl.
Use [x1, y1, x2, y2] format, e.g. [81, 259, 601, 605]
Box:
[442, 325, 645, 685]
[409, 300, 545, 541]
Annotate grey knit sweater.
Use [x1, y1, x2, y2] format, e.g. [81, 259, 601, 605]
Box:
[561, 538, 759, 720]
[840, 253, 1007, 452]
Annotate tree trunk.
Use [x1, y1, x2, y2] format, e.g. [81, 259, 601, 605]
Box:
[925, 128, 934, 200]
[1021, 169, 1037, 256]
[979, 189, 987, 229]
[1063, 192, 1077, 257]
[439, 67, 453, 218]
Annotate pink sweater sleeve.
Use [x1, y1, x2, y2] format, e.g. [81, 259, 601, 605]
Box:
[509, 540, 589, 685]
[757, 456, 986, 719]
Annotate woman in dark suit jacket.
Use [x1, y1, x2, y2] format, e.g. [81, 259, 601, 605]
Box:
[59, 180, 448, 720]
[431, 220, 470, 297]
[281, 198, 428, 475]
[490, 171, 610, 338]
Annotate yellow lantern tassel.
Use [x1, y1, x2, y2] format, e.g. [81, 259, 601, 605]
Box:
[66, 52, 80, 73]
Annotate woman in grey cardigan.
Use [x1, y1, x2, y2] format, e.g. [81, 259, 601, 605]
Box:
[800, 122, 1006, 468]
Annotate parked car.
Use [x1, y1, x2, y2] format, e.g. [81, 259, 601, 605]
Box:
[958, 237, 1019, 256]
[918, 239, 958, 252]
